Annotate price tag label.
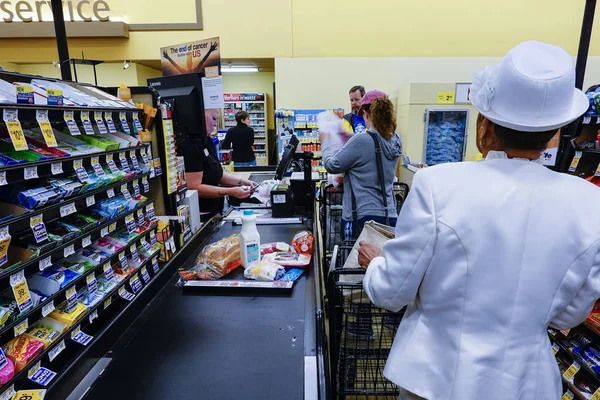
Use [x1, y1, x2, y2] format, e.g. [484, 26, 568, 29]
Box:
[24, 166, 38, 180]
[81, 111, 95, 135]
[119, 112, 131, 134]
[149, 230, 157, 247]
[107, 187, 115, 198]
[104, 297, 112, 309]
[141, 237, 152, 252]
[29, 366, 57, 386]
[48, 340, 66, 362]
[60, 202, 76, 217]
[146, 203, 155, 220]
[13, 318, 28, 337]
[552, 343, 560, 355]
[590, 388, 600, 400]
[595, 162, 600, 178]
[584, 116, 592, 124]
[0, 171, 6, 186]
[141, 148, 150, 165]
[72, 330, 94, 346]
[36, 110, 57, 147]
[130, 243, 140, 263]
[133, 112, 143, 132]
[154, 158, 162, 176]
[89, 310, 98, 323]
[104, 112, 117, 133]
[569, 151, 582, 172]
[51, 162, 63, 175]
[71, 326, 81, 338]
[3, 109, 28, 151]
[0, 227, 11, 267]
[27, 361, 41, 379]
[0, 348, 6, 372]
[142, 176, 150, 193]
[561, 329, 571, 336]
[39, 255, 52, 271]
[129, 151, 139, 169]
[82, 235, 92, 248]
[152, 256, 159, 273]
[0, 385, 15, 400]
[94, 111, 108, 134]
[129, 274, 142, 293]
[42, 300, 55, 317]
[91, 156, 105, 176]
[10, 271, 32, 313]
[119, 151, 130, 171]
[141, 266, 150, 284]
[86, 195, 95, 207]
[561, 390, 574, 400]
[73, 159, 89, 181]
[64, 243, 75, 257]
[100, 226, 109, 237]
[106, 153, 119, 174]
[109, 222, 117, 232]
[86, 273, 98, 296]
[132, 179, 141, 198]
[65, 286, 77, 313]
[30, 214, 48, 243]
[563, 361, 580, 381]
[137, 209, 145, 227]
[64, 110, 81, 135]
[119, 252, 128, 269]
[121, 183, 132, 201]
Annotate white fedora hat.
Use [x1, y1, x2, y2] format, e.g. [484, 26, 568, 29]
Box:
[470, 41, 589, 132]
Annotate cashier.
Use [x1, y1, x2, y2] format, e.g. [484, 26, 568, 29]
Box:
[178, 108, 257, 218]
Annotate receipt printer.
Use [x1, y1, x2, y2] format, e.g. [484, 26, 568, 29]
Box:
[270, 183, 294, 218]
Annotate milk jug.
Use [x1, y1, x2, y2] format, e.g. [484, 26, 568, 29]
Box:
[240, 210, 260, 267]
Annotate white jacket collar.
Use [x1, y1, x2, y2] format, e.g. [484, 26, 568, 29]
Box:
[485, 150, 542, 163]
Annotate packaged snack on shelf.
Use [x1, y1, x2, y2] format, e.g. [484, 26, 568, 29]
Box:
[91, 237, 125, 255]
[28, 266, 81, 297]
[179, 235, 241, 281]
[57, 258, 95, 275]
[260, 242, 294, 256]
[263, 252, 311, 268]
[14, 232, 57, 257]
[0, 297, 18, 329]
[23, 317, 66, 349]
[77, 287, 104, 308]
[0, 357, 14, 386]
[97, 275, 118, 294]
[46, 221, 79, 243]
[49, 302, 88, 328]
[2, 335, 45, 372]
[79, 248, 111, 265]
[244, 260, 286, 281]
[292, 231, 314, 255]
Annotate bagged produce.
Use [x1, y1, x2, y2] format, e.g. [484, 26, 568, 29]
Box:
[263, 252, 311, 268]
[244, 260, 286, 281]
[292, 231, 314, 255]
[179, 234, 241, 281]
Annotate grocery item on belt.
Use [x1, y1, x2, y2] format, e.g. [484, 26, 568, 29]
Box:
[260, 242, 293, 256]
[2, 335, 45, 372]
[179, 234, 241, 280]
[292, 231, 314, 255]
[244, 260, 286, 281]
[263, 252, 311, 268]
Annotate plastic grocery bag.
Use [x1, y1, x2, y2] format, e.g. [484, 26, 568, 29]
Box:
[318, 111, 346, 187]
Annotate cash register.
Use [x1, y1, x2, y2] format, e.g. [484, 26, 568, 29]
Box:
[270, 135, 299, 218]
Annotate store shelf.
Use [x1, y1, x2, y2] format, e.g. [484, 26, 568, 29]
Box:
[0, 221, 157, 348]
[0, 247, 160, 396]
[550, 335, 600, 384]
[582, 116, 600, 125]
[0, 102, 139, 113]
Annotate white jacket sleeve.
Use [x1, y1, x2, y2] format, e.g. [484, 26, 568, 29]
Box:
[551, 242, 600, 330]
[363, 172, 437, 312]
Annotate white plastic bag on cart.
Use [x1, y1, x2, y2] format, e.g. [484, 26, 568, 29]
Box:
[251, 179, 280, 206]
[318, 111, 345, 187]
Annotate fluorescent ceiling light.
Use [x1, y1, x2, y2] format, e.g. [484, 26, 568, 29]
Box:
[222, 66, 258, 73]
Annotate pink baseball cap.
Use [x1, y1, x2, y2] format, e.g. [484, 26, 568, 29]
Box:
[361, 90, 388, 106]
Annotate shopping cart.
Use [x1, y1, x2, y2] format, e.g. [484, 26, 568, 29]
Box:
[327, 243, 405, 399]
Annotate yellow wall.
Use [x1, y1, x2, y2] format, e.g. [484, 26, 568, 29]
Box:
[222, 72, 275, 130]
[16, 62, 140, 86]
[134, 64, 161, 86]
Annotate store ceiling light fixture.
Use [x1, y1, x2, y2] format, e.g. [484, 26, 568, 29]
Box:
[222, 66, 259, 73]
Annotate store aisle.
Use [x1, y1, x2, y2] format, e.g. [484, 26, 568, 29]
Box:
[84, 223, 311, 400]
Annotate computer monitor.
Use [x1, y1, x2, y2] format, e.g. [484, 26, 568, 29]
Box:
[275, 135, 300, 180]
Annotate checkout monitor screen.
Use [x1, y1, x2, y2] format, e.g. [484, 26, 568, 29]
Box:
[275, 135, 300, 181]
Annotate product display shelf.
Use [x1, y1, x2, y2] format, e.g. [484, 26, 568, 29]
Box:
[0, 247, 160, 397]
[561, 374, 590, 400]
[0, 144, 150, 184]
[550, 333, 600, 384]
[0, 220, 157, 350]
[0, 103, 139, 113]
[0, 171, 151, 232]
[582, 116, 600, 125]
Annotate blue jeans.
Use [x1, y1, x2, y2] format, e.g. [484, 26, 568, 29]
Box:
[234, 160, 257, 167]
[343, 216, 397, 241]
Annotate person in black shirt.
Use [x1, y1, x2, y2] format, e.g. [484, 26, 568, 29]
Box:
[177, 108, 257, 219]
[221, 110, 256, 167]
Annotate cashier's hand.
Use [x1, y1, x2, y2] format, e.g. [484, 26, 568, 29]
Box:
[230, 186, 253, 199]
[358, 242, 383, 270]
[240, 179, 258, 189]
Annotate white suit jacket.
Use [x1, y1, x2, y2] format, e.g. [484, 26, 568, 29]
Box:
[364, 154, 600, 400]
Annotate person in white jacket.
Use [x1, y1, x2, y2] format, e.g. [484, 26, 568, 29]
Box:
[358, 41, 600, 400]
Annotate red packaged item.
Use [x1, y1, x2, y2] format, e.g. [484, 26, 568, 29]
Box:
[260, 242, 294, 256]
[263, 252, 311, 268]
[292, 231, 314, 255]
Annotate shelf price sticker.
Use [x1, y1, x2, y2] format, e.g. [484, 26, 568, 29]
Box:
[10, 270, 32, 313]
[130, 243, 140, 263]
[39, 255, 52, 271]
[118, 286, 135, 301]
[60, 202, 77, 217]
[86, 195, 95, 207]
[141, 266, 150, 284]
[563, 361, 580, 382]
[27, 361, 41, 380]
[104, 112, 117, 133]
[29, 366, 57, 386]
[107, 187, 115, 199]
[13, 319, 28, 337]
[133, 112, 143, 132]
[152, 256, 159, 273]
[141, 149, 150, 166]
[51, 162, 63, 175]
[42, 300, 55, 317]
[125, 214, 136, 234]
[24, 166, 38, 180]
[105, 153, 119, 174]
[86, 273, 98, 296]
[104, 297, 112, 309]
[65, 286, 77, 313]
[569, 151, 582, 173]
[140, 237, 152, 252]
[72, 330, 94, 346]
[0, 225, 10, 268]
[29, 215, 48, 244]
[94, 111, 108, 134]
[109, 222, 117, 233]
[3, 109, 28, 151]
[82, 235, 92, 248]
[121, 184, 132, 201]
[119, 252, 129, 269]
[0, 386, 15, 400]
[149, 230, 157, 247]
[129, 151, 139, 169]
[89, 310, 98, 324]
[154, 158, 162, 176]
[133, 179, 141, 198]
[119, 151, 130, 171]
[129, 273, 142, 293]
[0, 172, 6, 186]
[64, 110, 81, 135]
[552, 343, 560, 355]
[561, 390, 574, 400]
[142, 176, 150, 193]
[137, 209, 145, 227]
[91, 156, 105, 176]
[100, 226, 109, 238]
[103, 263, 115, 282]
[0, 347, 7, 370]
[119, 112, 131, 134]
[48, 340, 66, 362]
[64, 243, 75, 258]
[81, 111, 95, 135]
[146, 203, 156, 220]
[73, 159, 89, 182]
[35, 110, 57, 147]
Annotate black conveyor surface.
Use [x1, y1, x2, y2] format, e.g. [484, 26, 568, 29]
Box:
[85, 222, 312, 400]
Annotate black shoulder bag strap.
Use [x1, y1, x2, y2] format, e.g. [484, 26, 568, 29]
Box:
[368, 131, 390, 225]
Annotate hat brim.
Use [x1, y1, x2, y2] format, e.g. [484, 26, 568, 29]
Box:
[472, 88, 589, 132]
